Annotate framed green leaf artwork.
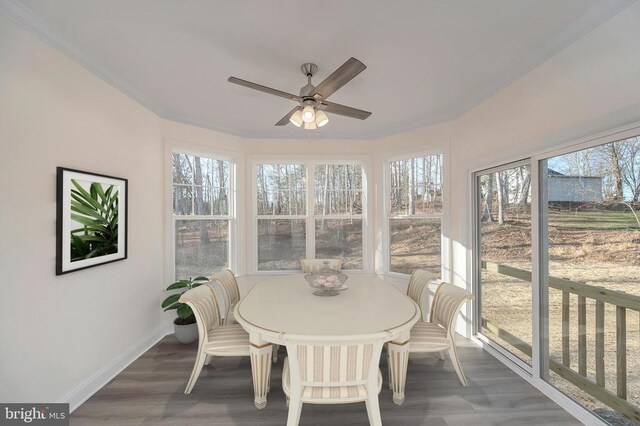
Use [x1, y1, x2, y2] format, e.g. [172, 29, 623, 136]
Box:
[56, 167, 128, 275]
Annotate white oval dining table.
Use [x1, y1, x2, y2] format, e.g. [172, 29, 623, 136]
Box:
[234, 273, 421, 409]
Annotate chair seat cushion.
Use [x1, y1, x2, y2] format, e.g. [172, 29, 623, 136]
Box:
[203, 324, 250, 356]
[282, 357, 382, 403]
[409, 321, 451, 352]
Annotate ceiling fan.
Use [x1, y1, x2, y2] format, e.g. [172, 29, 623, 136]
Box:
[228, 57, 372, 130]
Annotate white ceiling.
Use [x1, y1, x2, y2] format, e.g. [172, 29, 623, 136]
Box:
[6, 0, 635, 139]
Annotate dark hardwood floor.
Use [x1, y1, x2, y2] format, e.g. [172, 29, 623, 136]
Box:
[71, 336, 581, 425]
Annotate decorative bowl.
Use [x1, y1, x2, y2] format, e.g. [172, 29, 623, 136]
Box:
[304, 265, 349, 297]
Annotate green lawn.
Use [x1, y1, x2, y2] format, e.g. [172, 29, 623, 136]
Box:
[550, 210, 639, 231]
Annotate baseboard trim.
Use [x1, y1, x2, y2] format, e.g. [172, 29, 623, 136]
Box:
[62, 325, 173, 413]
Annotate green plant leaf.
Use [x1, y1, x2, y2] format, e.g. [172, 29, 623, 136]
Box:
[176, 304, 193, 319]
[166, 281, 189, 290]
[70, 214, 111, 234]
[192, 276, 210, 282]
[161, 294, 181, 308]
[71, 179, 108, 215]
[70, 200, 104, 220]
[163, 302, 181, 311]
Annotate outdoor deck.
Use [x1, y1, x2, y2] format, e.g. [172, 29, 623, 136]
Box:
[71, 336, 580, 425]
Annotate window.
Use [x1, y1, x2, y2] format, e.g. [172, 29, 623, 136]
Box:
[387, 154, 443, 275]
[255, 161, 365, 271]
[256, 163, 307, 271]
[314, 164, 363, 269]
[474, 162, 533, 367]
[172, 152, 232, 279]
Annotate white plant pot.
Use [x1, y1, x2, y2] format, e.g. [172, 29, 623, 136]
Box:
[174, 320, 198, 344]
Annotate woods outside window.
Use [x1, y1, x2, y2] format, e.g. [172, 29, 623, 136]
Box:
[172, 152, 233, 279]
[254, 160, 366, 271]
[386, 153, 444, 275]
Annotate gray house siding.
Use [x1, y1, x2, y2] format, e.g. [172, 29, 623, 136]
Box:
[548, 176, 602, 202]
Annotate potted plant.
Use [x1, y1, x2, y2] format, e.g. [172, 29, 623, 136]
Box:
[161, 276, 209, 344]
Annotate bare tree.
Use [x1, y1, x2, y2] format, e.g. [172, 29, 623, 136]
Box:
[193, 157, 210, 244]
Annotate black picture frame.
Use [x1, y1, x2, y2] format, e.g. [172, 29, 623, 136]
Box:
[56, 167, 128, 275]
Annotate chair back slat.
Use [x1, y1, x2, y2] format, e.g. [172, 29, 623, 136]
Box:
[430, 282, 473, 333]
[179, 285, 222, 341]
[296, 343, 374, 385]
[300, 259, 342, 273]
[211, 269, 240, 317]
[407, 269, 435, 312]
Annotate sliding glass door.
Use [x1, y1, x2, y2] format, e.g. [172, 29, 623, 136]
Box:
[473, 134, 640, 424]
[474, 161, 533, 367]
[540, 136, 640, 424]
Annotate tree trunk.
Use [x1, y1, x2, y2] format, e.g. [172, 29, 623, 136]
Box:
[520, 168, 531, 205]
[194, 156, 210, 244]
[609, 143, 624, 200]
[217, 160, 226, 214]
[409, 158, 415, 215]
[496, 172, 505, 225]
[481, 174, 494, 222]
[322, 165, 330, 230]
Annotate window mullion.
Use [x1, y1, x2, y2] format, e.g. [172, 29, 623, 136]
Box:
[307, 163, 315, 260]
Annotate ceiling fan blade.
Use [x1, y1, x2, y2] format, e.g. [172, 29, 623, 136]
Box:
[311, 57, 366, 100]
[228, 77, 302, 102]
[275, 107, 300, 126]
[321, 101, 371, 120]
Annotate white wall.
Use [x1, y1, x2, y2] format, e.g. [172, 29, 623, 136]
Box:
[0, 15, 164, 408]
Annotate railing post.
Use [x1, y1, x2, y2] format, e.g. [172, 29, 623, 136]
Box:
[595, 301, 605, 387]
[562, 291, 570, 367]
[617, 306, 627, 399]
[578, 296, 586, 376]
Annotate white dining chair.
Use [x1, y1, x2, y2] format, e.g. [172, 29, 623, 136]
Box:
[300, 258, 342, 272]
[281, 333, 388, 426]
[406, 269, 436, 317]
[211, 269, 240, 325]
[386, 268, 436, 389]
[179, 284, 251, 394]
[409, 282, 473, 386]
[210, 269, 280, 363]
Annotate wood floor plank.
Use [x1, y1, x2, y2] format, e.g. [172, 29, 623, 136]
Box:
[71, 336, 579, 425]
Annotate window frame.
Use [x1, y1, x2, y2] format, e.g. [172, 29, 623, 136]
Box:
[382, 148, 450, 279]
[249, 155, 372, 274]
[165, 141, 238, 281]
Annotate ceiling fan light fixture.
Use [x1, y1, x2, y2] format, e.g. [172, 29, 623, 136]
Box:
[289, 109, 303, 127]
[315, 110, 329, 127]
[304, 121, 317, 130]
[302, 105, 316, 123]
